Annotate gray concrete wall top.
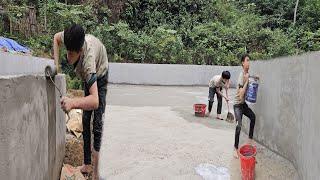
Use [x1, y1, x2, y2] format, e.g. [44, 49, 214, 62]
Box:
[241, 52, 320, 180]
[109, 63, 241, 87]
[0, 52, 55, 76]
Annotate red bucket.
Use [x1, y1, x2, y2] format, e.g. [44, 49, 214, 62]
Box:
[193, 104, 207, 117]
[239, 144, 257, 180]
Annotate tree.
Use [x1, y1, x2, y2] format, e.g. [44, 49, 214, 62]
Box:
[293, 0, 299, 25]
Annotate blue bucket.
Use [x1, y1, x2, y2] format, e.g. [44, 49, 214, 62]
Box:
[245, 77, 259, 104]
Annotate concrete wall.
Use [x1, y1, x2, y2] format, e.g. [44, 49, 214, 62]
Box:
[242, 52, 320, 180]
[0, 75, 66, 180]
[0, 52, 55, 76]
[0, 53, 66, 180]
[109, 63, 241, 87]
[0, 76, 49, 180]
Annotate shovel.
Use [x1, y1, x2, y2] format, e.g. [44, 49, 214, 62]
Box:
[226, 102, 235, 123]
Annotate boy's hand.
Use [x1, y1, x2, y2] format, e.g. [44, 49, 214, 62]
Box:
[225, 97, 230, 102]
[61, 96, 74, 112]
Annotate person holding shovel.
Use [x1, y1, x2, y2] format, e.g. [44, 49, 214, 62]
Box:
[233, 54, 259, 158]
[206, 71, 231, 120]
[53, 24, 108, 179]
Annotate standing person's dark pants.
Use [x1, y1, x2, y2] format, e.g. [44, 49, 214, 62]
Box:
[234, 103, 256, 149]
[208, 87, 223, 114]
[82, 72, 108, 165]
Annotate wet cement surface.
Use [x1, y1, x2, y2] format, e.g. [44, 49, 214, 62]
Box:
[99, 84, 298, 180]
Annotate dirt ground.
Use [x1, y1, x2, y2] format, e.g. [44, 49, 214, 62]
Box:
[67, 89, 84, 98]
[64, 133, 96, 180]
[64, 134, 83, 167]
[63, 89, 95, 179]
[64, 89, 84, 168]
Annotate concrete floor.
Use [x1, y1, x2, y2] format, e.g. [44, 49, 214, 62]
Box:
[99, 84, 298, 180]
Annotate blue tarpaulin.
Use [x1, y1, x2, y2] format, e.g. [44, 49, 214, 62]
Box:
[0, 37, 30, 53]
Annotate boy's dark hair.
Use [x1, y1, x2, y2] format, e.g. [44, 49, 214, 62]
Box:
[241, 54, 250, 64]
[64, 24, 85, 52]
[222, 71, 231, 79]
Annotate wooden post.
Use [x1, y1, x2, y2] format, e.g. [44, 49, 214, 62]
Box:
[44, 2, 47, 31]
[29, 6, 37, 35]
[9, 18, 12, 35]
